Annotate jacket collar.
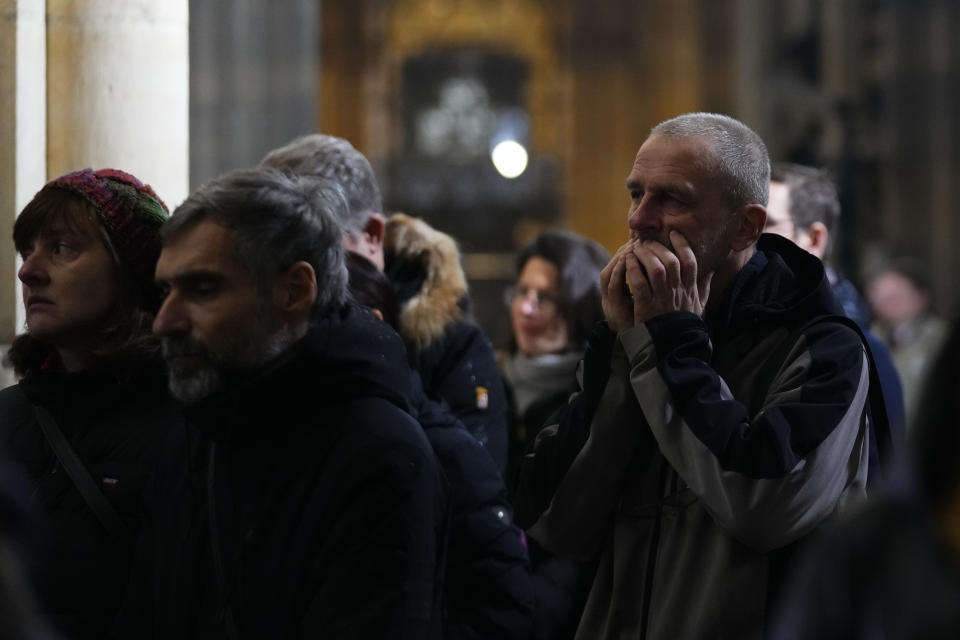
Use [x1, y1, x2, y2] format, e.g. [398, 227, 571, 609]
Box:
[705, 233, 844, 342]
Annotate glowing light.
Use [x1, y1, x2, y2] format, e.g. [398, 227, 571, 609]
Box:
[491, 140, 529, 179]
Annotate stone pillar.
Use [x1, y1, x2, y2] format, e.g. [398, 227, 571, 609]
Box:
[46, 0, 189, 205]
[1, 0, 46, 387]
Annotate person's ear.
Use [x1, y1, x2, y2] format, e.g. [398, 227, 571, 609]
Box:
[801, 221, 830, 260]
[361, 213, 386, 270]
[273, 261, 318, 320]
[731, 204, 767, 251]
[363, 213, 386, 249]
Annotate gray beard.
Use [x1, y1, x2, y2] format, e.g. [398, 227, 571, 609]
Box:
[163, 324, 297, 405]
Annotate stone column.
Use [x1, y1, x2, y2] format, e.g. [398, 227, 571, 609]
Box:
[0, 0, 46, 387]
[46, 0, 189, 204]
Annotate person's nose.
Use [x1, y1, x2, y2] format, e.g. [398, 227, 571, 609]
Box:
[152, 292, 190, 337]
[518, 294, 539, 316]
[628, 195, 661, 234]
[18, 251, 49, 289]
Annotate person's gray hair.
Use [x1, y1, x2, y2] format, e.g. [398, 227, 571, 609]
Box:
[163, 168, 349, 317]
[260, 134, 382, 240]
[651, 112, 770, 209]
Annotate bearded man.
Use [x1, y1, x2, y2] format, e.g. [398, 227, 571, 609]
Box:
[116, 168, 447, 639]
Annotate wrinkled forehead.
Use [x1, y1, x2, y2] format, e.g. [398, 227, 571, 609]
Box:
[632, 134, 715, 174]
[628, 134, 721, 199]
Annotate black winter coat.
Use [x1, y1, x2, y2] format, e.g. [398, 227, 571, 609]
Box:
[115, 305, 449, 639]
[411, 322, 510, 474]
[0, 350, 179, 640]
[409, 373, 533, 640]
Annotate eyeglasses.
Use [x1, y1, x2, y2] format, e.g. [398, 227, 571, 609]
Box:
[504, 285, 560, 311]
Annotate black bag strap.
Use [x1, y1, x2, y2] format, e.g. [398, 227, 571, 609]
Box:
[755, 314, 894, 481]
[33, 404, 130, 545]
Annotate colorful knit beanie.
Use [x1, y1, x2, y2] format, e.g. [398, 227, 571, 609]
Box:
[47, 168, 169, 313]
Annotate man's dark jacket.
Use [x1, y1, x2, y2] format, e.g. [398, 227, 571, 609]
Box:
[0, 348, 177, 640]
[115, 305, 448, 639]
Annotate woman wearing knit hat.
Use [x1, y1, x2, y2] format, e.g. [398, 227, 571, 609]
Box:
[0, 168, 183, 640]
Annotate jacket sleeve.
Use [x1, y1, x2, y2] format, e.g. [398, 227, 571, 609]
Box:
[300, 422, 447, 640]
[620, 311, 870, 552]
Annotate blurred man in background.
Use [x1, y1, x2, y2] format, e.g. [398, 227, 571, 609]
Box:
[767, 161, 904, 470]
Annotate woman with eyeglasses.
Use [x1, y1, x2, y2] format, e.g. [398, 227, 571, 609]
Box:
[500, 228, 609, 640]
[502, 229, 610, 482]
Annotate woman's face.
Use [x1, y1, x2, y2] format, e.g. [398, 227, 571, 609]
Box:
[510, 256, 569, 356]
[17, 214, 121, 351]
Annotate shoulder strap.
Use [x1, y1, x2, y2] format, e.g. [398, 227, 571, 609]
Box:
[33, 405, 130, 544]
[756, 314, 894, 482]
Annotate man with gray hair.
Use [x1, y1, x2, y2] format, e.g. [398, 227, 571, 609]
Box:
[117, 168, 447, 639]
[262, 134, 510, 473]
[517, 113, 872, 638]
[261, 134, 388, 270]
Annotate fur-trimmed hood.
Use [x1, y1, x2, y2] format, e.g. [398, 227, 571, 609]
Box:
[384, 213, 468, 350]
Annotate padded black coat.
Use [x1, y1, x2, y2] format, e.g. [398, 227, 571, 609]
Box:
[410, 372, 533, 639]
[0, 349, 179, 640]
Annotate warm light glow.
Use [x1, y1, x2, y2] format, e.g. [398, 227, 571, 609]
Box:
[491, 140, 528, 178]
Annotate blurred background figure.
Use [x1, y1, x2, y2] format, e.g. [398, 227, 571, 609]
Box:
[500, 229, 610, 484]
[0, 169, 177, 639]
[346, 251, 534, 640]
[771, 314, 960, 638]
[767, 161, 904, 474]
[866, 258, 947, 425]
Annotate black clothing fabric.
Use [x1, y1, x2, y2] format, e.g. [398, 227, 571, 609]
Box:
[505, 385, 570, 494]
[410, 321, 510, 473]
[115, 305, 448, 639]
[829, 272, 907, 459]
[0, 459, 65, 640]
[772, 490, 960, 639]
[408, 373, 533, 640]
[385, 213, 510, 474]
[501, 350, 583, 494]
[512, 323, 618, 530]
[0, 351, 178, 640]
